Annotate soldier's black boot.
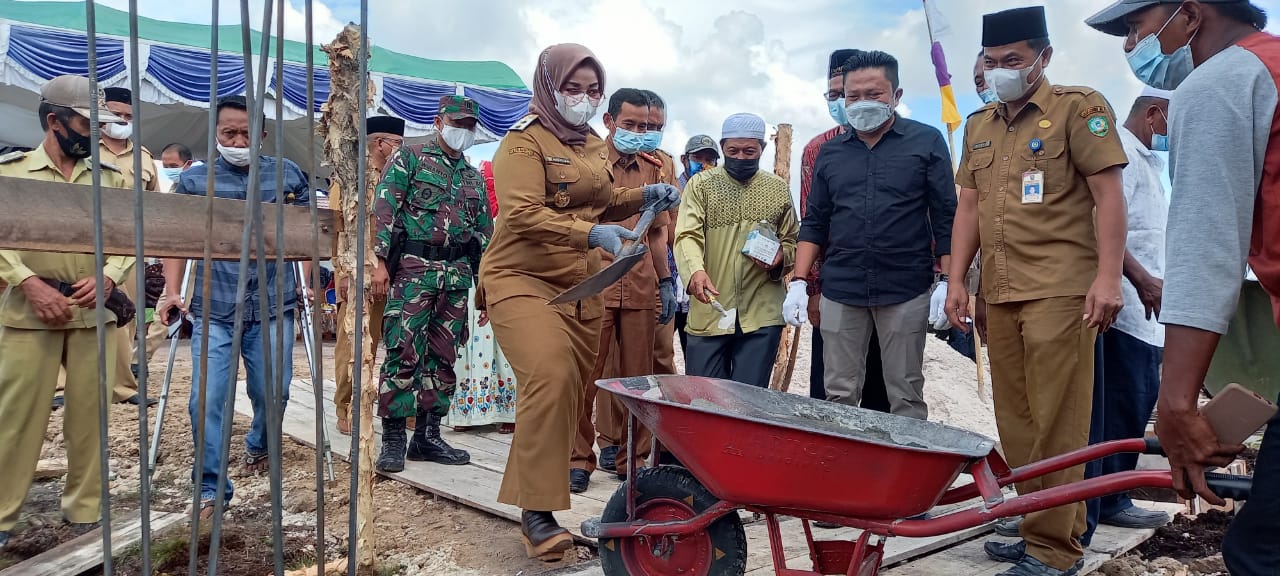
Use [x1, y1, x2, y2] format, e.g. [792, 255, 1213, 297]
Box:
[407, 411, 470, 465]
[375, 417, 407, 473]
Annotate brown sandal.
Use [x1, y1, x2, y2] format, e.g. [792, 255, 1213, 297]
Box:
[336, 418, 350, 435]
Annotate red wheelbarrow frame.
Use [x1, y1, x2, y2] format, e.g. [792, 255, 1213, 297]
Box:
[585, 410, 1251, 576]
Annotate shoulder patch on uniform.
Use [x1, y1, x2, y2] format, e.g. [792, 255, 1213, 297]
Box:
[508, 146, 539, 159]
[99, 161, 122, 173]
[0, 150, 26, 164]
[509, 114, 539, 132]
[1078, 105, 1108, 119]
[1086, 115, 1111, 138]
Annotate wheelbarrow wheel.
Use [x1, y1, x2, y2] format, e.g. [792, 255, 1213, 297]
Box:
[599, 466, 747, 576]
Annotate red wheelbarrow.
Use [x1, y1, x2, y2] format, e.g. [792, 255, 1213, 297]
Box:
[581, 375, 1252, 576]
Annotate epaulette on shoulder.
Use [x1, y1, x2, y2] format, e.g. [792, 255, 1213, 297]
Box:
[966, 103, 997, 119]
[0, 150, 26, 165]
[99, 161, 122, 173]
[654, 148, 675, 165]
[509, 114, 539, 132]
[1053, 85, 1096, 97]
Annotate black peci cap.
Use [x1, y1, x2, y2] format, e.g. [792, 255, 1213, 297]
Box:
[982, 6, 1049, 48]
[828, 49, 860, 78]
[366, 115, 406, 136]
[103, 87, 132, 105]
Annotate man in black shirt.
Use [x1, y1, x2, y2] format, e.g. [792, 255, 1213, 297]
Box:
[785, 50, 956, 419]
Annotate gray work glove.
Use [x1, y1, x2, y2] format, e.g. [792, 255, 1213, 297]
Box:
[588, 224, 641, 257]
[658, 277, 678, 325]
[643, 183, 682, 212]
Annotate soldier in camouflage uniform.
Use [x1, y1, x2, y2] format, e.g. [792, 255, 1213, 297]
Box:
[373, 95, 493, 472]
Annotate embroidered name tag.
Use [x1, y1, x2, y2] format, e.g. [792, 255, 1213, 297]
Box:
[546, 156, 572, 166]
[971, 141, 992, 150]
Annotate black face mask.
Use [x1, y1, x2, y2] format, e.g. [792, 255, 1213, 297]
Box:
[54, 122, 93, 159]
[724, 156, 759, 182]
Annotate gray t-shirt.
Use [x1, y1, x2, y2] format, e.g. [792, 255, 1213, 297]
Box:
[1163, 44, 1277, 335]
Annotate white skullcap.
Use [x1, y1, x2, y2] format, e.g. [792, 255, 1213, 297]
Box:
[721, 113, 766, 140]
[1140, 85, 1173, 100]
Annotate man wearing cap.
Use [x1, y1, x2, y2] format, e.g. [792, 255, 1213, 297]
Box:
[331, 114, 404, 436]
[1087, 2, 1279, 573]
[372, 95, 491, 473]
[679, 135, 719, 191]
[0, 74, 132, 545]
[156, 94, 311, 518]
[944, 6, 1129, 575]
[569, 88, 675, 491]
[788, 50, 956, 421]
[797, 48, 893, 411]
[675, 113, 799, 387]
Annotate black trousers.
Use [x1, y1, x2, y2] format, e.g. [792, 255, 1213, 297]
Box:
[686, 325, 784, 388]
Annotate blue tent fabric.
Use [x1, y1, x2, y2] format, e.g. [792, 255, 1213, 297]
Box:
[4, 24, 530, 136]
[9, 25, 126, 81]
[147, 44, 248, 102]
[271, 63, 330, 113]
[465, 86, 533, 133]
[381, 76, 454, 126]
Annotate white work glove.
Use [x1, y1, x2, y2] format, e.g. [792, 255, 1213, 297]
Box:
[783, 280, 809, 326]
[929, 280, 951, 331]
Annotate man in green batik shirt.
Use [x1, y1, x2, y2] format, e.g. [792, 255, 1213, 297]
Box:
[372, 95, 493, 473]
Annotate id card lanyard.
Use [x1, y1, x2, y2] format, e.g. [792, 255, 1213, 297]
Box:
[1022, 138, 1044, 205]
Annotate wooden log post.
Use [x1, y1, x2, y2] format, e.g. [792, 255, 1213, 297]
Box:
[319, 25, 378, 575]
[768, 124, 796, 391]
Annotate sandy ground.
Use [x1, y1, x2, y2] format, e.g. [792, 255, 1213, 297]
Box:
[7, 322, 998, 574]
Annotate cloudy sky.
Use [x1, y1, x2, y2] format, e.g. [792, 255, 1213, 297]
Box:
[90, 0, 1280, 197]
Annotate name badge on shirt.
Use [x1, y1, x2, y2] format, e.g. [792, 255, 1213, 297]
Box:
[1022, 170, 1044, 204]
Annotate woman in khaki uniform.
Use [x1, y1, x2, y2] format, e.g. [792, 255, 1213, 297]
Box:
[479, 43, 680, 560]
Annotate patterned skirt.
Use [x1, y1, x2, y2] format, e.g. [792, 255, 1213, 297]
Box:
[444, 287, 518, 426]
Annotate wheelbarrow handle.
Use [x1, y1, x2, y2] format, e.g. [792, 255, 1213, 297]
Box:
[1206, 472, 1252, 502]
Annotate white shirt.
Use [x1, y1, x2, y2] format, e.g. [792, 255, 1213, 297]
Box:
[1115, 127, 1169, 348]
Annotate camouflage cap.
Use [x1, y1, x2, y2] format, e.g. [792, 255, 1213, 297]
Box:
[438, 95, 479, 121]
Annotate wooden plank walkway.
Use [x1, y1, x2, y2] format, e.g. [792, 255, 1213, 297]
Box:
[0, 510, 185, 576]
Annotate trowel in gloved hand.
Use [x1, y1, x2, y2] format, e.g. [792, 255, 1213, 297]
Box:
[705, 291, 737, 330]
[548, 205, 659, 305]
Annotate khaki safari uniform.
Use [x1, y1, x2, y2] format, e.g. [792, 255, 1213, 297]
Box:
[481, 114, 646, 512]
[328, 179, 386, 427]
[0, 146, 132, 530]
[572, 145, 675, 476]
[957, 81, 1127, 571]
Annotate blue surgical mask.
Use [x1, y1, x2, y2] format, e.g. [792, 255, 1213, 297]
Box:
[827, 99, 849, 126]
[978, 88, 998, 105]
[160, 167, 184, 181]
[1151, 108, 1170, 152]
[1127, 7, 1196, 90]
[612, 127, 646, 154]
[641, 130, 663, 152]
[687, 161, 703, 176]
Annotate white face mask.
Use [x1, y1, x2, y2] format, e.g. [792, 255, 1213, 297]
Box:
[217, 143, 252, 167]
[984, 49, 1046, 103]
[102, 122, 132, 141]
[440, 125, 476, 152]
[554, 92, 599, 127]
[844, 100, 894, 133]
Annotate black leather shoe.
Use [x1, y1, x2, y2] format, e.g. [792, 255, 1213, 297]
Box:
[985, 539, 1026, 564]
[375, 417, 407, 473]
[122, 394, 159, 407]
[569, 469, 590, 493]
[598, 445, 619, 472]
[520, 510, 573, 561]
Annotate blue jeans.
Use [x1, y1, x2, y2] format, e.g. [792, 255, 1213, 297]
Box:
[1082, 329, 1162, 545]
[1222, 391, 1279, 575]
[189, 312, 294, 502]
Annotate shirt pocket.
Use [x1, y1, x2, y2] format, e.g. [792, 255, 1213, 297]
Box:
[966, 151, 995, 201]
[545, 164, 582, 207]
[1018, 138, 1067, 195]
[409, 171, 447, 211]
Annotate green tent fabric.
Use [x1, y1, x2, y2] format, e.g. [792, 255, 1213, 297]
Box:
[0, 0, 526, 90]
[1206, 281, 1280, 400]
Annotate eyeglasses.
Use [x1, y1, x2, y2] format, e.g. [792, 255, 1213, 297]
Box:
[376, 137, 403, 148]
[561, 89, 604, 103]
[823, 90, 843, 102]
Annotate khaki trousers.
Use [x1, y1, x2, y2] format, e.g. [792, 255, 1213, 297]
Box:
[654, 311, 677, 374]
[494, 297, 601, 512]
[572, 307, 654, 474]
[0, 325, 112, 530]
[986, 296, 1096, 571]
[333, 297, 385, 423]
